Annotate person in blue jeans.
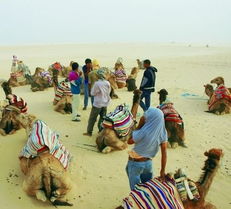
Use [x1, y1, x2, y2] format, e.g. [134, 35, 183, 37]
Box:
[126, 107, 168, 190]
[82, 58, 92, 110]
[140, 59, 158, 111]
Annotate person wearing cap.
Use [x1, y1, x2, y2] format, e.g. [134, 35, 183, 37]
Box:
[140, 59, 158, 111]
[68, 62, 83, 122]
[83, 67, 111, 136]
[82, 58, 93, 110]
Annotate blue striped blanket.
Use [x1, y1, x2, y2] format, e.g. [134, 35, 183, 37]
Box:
[19, 120, 70, 169]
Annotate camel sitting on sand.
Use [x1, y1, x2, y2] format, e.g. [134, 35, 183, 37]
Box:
[117, 148, 223, 209]
[31, 67, 53, 92]
[204, 79, 231, 115]
[0, 81, 28, 135]
[157, 89, 186, 148]
[52, 68, 72, 114]
[6, 106, 73, 206]
[96, 89, 142, 153]
[8, 71, 28, 87]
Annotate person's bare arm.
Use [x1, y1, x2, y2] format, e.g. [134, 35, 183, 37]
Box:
[160, 142, 167, 180]
[136, 116, 145, 130]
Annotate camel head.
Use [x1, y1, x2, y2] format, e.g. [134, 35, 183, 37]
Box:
[5, 105, 36, 130]
[204, 84, 214, 97]
[131, 67, 139, 75]
[34, 67, 44, 76]
[158, 89, 168, 105]
[1, 81, 12, 96]
[204, 148, 223, 161]
[210, 76, 224, 86]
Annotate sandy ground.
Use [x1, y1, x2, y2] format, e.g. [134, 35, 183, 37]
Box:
[0, 43, 231, 209]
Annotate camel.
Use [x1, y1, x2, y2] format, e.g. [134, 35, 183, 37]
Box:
[6, 106, 73, 206]
[0, 81, 27, 135]
[126, 67, 139, 92]
[114, 63, 127, 89]
[31, 67, 53, 92]
[52, 68, 72, 114]
[117, 148, 223, 209]
[96, 89, 142, 153]
[157, 89, 186, 148]
[204, 83, 231, 115]
[8, 71, 28, 87]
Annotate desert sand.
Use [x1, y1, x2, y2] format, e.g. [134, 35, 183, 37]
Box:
[0, 43, 230, 209]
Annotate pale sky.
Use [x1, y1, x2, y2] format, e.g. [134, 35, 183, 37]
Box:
[0, 0, 230, 45]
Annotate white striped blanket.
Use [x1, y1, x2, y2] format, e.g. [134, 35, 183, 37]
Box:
[54, 81, 72, 102]
[40, 71, 52, 85]
[122, 178, 184, 209]
[19, 120, 70, 169]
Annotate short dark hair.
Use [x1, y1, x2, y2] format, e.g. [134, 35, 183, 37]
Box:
[143, 59, 151, 65]
[85, 58, 92, 64]
[72, 62, 79, 70]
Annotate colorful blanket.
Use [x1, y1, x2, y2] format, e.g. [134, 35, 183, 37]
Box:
[8, 94, 27, 113]
[158, 103, 183, 124]
[122, 178, 184, 209]
[40, 71, 52, 85]
[209, 85, 231, 110]
[114, 69, 127, 83]
[19, 120, 70, 169]
[10, 72, 26, 83]
[102, 104, 134, 138]
[54, 81, 72, 102]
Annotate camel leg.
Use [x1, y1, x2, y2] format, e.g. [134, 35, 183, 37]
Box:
[54, 99, 66, 114]
[0, 129, 6, 136]
[102, 140, 128, 153]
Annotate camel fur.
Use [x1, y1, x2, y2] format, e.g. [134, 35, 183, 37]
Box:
[158, 89, 186, 148]
[96, 89, 142, 153]
[116, 148, 223, 209]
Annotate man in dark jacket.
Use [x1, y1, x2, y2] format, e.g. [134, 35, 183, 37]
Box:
[139, 59, 157, 111]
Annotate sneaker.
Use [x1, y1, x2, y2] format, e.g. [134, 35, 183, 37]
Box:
[72, 118, 81, 122]
[83, 107, 87, 110]
[83, 132, 92, 136]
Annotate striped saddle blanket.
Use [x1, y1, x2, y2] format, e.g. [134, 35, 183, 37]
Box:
[8, 94, 27, 113]
[40, 71, 52, 85]
[115, 69, 127, 83]
[158, 103, 183, 124]
[122, 178, 184, 209]
[209, 85, 231, 110]
[19, 120, 70, 169]
[54, 81, 72, 102]
[10, 72, 26, 83]
[102, 104, 134, 138]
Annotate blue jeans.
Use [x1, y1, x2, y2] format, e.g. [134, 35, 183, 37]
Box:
[84, 83, 89, 108]
[140, 91, 151, 111]
[126, 160, 153, 190]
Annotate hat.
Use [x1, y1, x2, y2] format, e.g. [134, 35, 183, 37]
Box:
[97, 67, 108, 79]
[92, 59, 100, 69]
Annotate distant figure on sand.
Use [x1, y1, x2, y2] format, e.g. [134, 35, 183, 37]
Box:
[83, 68, 111, 136]
[139, 59, 158, 111]
[68, 62, 83, 122]
[82, 59, 93, 110]
[126, 107, 168, 190]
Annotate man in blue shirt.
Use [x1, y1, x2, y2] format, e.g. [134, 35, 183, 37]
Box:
[82, 58, 92, 110]
[140, 59, 158, 111]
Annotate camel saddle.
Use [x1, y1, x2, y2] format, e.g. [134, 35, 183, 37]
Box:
[102, 104, 134, 138]
[8, 94, 27, 113]
[209, 85, 231, 110]
[54, 81, 72, 102]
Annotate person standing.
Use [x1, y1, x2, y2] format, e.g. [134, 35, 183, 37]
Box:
[83, 68, 111, 136]
[139, 59, 158, 111]
[126, 107, 168, 190]
[82, 58, 92, 110]
[68, 62, 83, 122]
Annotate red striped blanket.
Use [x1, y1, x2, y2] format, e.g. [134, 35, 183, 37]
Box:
[54, 81, 72, 102]
[19, 120, 70, 169]
[122, 178, 184, 209]
[158, 103, 182, 124]
[8, 94, 27, 113]
[209, 85, 231, 110]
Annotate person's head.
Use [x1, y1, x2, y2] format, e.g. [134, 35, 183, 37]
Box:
[92, 59, 100, 70]
[85, 58, 92, 68]
[96, 67, 108, 80]
[144, 107, 164, 124]
[72, 62, 79, 71]
[143, 59, 151, 68]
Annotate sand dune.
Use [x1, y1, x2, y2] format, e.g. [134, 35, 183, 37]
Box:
[0, 43, 230, 209]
